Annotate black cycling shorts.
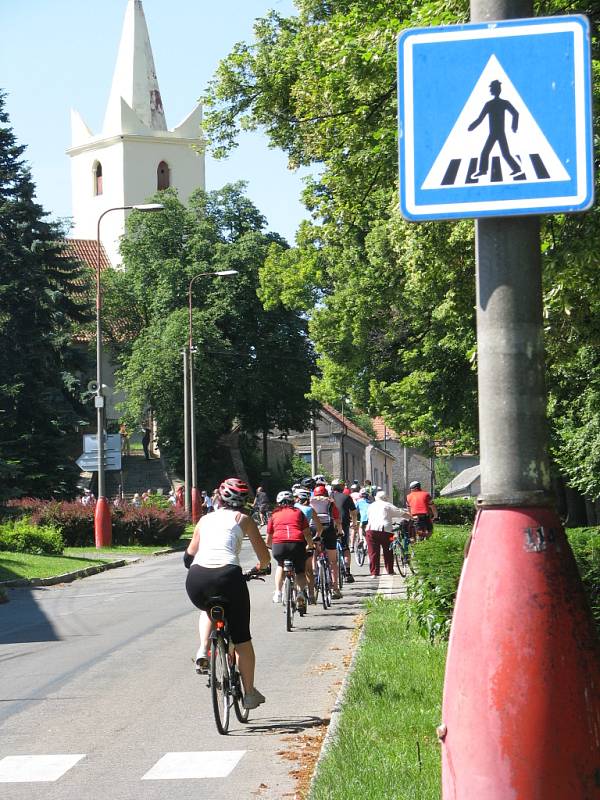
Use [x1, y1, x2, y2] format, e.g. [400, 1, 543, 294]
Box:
[272, 541, 307, 574]
[185, 564, 251, 644]
[317, 524, 337, 551]
[415, 514, 433, 535]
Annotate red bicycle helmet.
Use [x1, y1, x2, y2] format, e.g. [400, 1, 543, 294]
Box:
[218, 477, 250, 508]
[313, 485, 328, 497]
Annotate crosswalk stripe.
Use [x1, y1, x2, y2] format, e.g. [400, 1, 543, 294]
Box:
[0, 754, 85, 783]
[436, 153, 551, 186]
[141, 750, 246, 780]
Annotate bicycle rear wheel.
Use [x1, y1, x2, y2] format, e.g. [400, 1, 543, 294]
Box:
[318, 561, 328, 610]
[210, 636, 231, 735]
[284, 576, 295, 631]
[232, 666, 249, 723]
[393, 545, 407, 577]
[355, 541, 366, 568]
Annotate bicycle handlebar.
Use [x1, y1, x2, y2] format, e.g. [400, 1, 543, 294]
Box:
[244, 563, 272, 581]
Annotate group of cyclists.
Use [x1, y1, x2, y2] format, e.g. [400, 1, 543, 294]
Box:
[183, 474, 436, 712]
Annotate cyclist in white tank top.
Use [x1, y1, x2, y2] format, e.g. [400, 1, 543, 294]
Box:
[193, 508, 244, 568]
[184, 478, 270, 710]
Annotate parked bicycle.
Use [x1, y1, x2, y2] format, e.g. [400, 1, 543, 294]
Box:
[282, 558, 306, 631]
[206, 567, 269, 735]
[314, 539, 333, 609]
[390, 521, 416, 578]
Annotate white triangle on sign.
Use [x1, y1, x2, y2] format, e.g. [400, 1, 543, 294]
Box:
[422, 55, 570, 190]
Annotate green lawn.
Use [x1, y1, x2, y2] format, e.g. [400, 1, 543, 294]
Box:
[310, 597, 446, 800]
[0, 552, 113, 581]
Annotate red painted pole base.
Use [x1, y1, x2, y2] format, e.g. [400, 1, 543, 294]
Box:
[94, 497, 112, 548]
[191, 488, 202, 525]
[441, 507, 600, 799]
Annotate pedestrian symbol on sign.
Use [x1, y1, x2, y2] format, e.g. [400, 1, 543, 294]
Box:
[468, 79, 522, 178]
[422, 55, 571, 190]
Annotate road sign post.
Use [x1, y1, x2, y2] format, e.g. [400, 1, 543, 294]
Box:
[398, 4, 600, 798]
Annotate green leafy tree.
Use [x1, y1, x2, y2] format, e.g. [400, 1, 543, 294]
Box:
[105, 184, 314, 480]
[0, 92, 90, 499]
[204, 1, 600, 498]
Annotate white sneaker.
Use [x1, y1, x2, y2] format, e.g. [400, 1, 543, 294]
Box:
[272, 590, 282, 604]
[243, 688, 266, 709]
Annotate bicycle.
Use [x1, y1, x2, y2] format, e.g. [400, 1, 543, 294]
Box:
[390, 521, 416, 578]
[314, 539, 333, 610]
[282, 558, 306, 631]
[354, 525, 367, 568]
[206, 567, 269, 735]
[336, 534, 348, 590]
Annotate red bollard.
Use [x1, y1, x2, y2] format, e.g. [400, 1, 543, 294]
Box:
[94, 497, 112, 548]
[441, 506, 600, 799]
[191, 488, 202, 525]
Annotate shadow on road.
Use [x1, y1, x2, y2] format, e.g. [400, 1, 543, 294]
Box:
[0, 587, 59, 644]
[229, 714, 328, 736]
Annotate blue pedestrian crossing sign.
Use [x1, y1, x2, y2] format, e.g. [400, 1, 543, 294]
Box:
[397, 16, 593, 221]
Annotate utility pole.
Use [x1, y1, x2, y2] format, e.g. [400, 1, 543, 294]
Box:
[439, 3, 600, 797]
[310, 408, 318, 476]
[182, 346, 191, 515]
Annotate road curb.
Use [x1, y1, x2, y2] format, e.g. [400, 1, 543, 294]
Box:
[0, 558, 138, 589]
[307, 573, 405, 797]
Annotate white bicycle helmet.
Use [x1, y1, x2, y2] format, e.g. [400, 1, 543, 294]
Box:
[296, 488, 311, 502]
[276, 490, 295, 505]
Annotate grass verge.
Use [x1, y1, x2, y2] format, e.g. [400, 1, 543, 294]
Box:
[309, 596, 445, 800]
[0, 552, 113, 581]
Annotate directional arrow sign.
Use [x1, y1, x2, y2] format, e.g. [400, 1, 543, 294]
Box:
[76, 454, 121, 472]
[397, 15, 593, 220]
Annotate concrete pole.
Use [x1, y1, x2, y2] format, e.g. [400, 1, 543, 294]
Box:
[310, 409, 318, 476]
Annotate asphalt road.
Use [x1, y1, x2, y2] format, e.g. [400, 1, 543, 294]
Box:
[0, 544, 387, 799]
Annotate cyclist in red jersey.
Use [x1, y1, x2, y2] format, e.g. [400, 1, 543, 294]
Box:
[406, 480, 437, 538]
[266, 490, 314, 612]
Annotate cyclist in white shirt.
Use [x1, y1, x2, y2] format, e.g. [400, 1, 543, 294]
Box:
[184, 477, 271, 709]
[366, 490, 411, 577]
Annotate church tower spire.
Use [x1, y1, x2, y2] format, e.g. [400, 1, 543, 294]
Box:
[103, 0, 167, 133]
[67, 0, 205, 266]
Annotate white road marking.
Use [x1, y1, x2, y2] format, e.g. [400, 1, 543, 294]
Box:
[0, 754, 85, 782]
[141, 750, 246, 780]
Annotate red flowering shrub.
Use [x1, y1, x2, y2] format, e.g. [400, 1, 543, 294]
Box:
[2, 499, 187, 547]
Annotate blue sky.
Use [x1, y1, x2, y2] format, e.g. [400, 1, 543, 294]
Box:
[0, 0, 308, 244]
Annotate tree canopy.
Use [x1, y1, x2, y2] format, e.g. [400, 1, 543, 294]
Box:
[203, 1, 600, 499]
[0, 92, 90, 499]
[104, 184, 315, 481]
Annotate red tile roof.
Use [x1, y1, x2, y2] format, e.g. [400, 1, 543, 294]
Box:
[322, 404, 371, 444]
[372, 416, 401, 441]
[63, 238, 111, 272]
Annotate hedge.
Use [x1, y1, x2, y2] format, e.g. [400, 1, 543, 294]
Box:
[407, 525, 600, 641]
[434, 497, 477, 525]
[0, 519, 64, 555]
[2, 499, 188, 547]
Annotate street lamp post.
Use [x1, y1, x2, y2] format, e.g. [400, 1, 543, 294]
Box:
[187, 269, 238, 523]
[94, 203, 164, 548]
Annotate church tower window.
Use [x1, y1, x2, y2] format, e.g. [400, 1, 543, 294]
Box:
[157, 160, 170, 190]
[93, 161, 103, 196]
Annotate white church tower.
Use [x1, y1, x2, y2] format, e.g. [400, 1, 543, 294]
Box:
[67, 0, 205, 266]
